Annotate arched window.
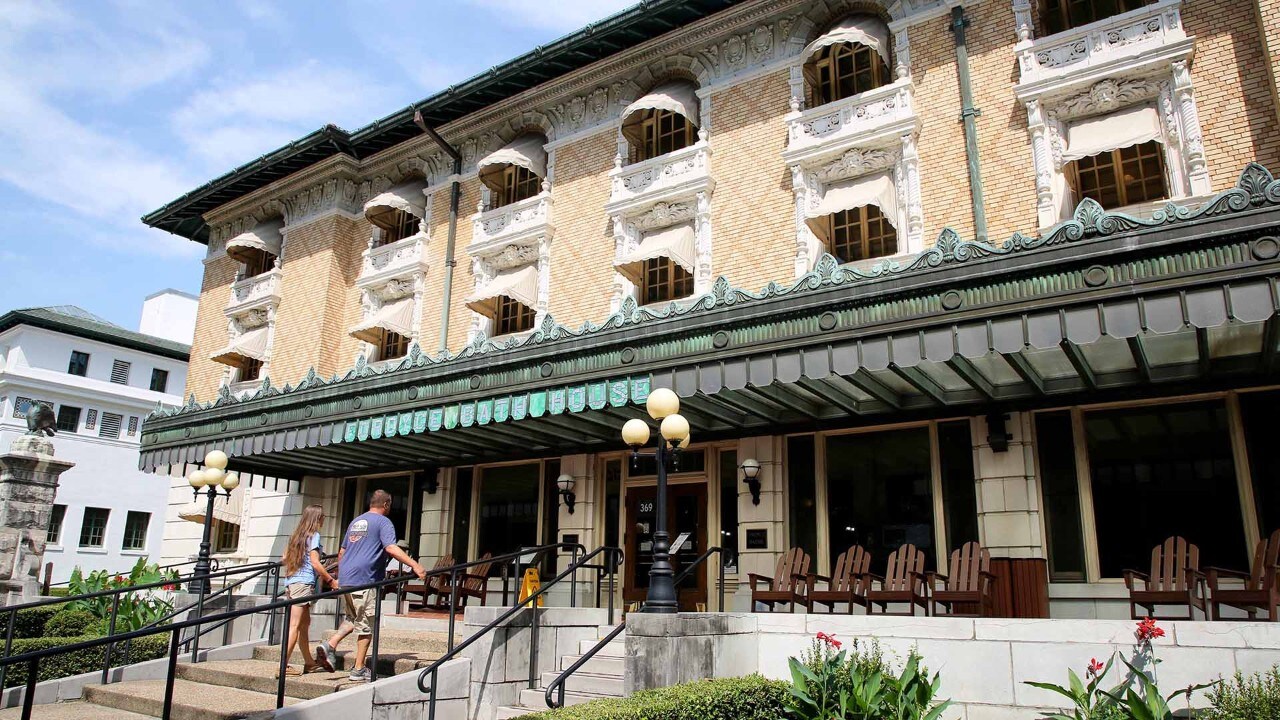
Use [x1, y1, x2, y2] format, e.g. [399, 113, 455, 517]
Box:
[225, 217, 283, 279]
[363, 182, 426, 247]
[802, 15, 892, 107]
[1040, 0, 1155, 36]
[478, 134, 548, 210]
[620, 81, 700, 163]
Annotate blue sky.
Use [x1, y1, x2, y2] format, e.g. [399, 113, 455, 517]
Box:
[0, 0, 633, 331]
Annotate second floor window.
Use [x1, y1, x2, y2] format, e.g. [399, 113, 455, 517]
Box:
[641, 257, 694, 305]
[67, 351, 89, 377]
[122, 511, 150, 551]
[636, 110, 695, 163]
[495, 296, 536, 335]
[55, 405, 81, 433]
[99, 412, 123, 439]
[494, 165, 542, 208]
[379, 329, 409, 361]
[827, 205, 898, 263]
[237, 357, 263, 383]
[1068, 140, 1167, 210]
[1040, 0, 1154, 36]
[79, 507, 109, 548]
[375, 210, 420, 247]
[811, 42, 889, 106]
[242, 249, 277, 278]
[149, 368, 169, 393]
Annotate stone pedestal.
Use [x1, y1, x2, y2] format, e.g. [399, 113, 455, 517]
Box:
[0, 435, 75, 605]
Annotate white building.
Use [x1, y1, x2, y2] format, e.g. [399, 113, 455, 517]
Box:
[0, 296, 193, 584]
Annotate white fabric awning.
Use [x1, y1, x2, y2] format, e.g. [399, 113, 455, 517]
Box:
[466, 264, 539, 318]
[621, 81, 701, 126]
[1063, 105, 1163, 161]
[614, 222, 697, 285]
[801, 15, 892, 68]
[804, 172, 899, 233]
[178, 489, 243, 526]
[210, 326, 269, 367]
[363, 182, 426, 229]
[225, 218, 284, 265]
[478, 135, 548, 185]
[349, 297, 415, 345]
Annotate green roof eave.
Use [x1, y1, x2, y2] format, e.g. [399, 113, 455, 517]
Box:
[141, 0, 739, 245]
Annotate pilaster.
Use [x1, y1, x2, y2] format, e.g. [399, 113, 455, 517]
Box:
[734, 435, 784, 609]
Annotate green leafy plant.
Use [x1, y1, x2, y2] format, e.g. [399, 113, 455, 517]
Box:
[1202, 666, 1280, 720]
[65, 557, 178, 632]
[786, 632, 950, 720]
[518, 674, 790, 719]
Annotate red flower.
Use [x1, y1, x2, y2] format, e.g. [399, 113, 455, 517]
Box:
[113, 575, 124, 585]
[1135, 617, 1165, 643]
[1087, 658, 1104, 678]
[815, 632, 842, 650]
[162, 583, 177, 592]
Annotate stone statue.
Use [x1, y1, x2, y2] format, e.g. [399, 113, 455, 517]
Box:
[25, 404, 55, 436]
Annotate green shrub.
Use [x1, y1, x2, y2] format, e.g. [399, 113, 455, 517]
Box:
[46, 588, 70, 598]
[1, 634, 170, 688]
[10, 605, 64, 639]
[43, 609, 99, 638]
[1205, 666, 1280, 720]
[520, 675, 789, 720]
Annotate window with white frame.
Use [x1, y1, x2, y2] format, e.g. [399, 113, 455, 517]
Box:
[800, 15, 893, 109]
[47, 504, 66, 545]
[226, 218, 283, 279]
[79, 507, 109, 548]
[122, 511, 150, 551]
[1038, 0, 1156, 36]
[803, 170, 902, 265]
[620, 83, 700, 163]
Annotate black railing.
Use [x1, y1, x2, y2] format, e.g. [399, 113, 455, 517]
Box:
[417, 545, 623, 720]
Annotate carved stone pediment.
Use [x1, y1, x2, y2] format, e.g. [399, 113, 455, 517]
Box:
[813, 147, 900, 184]
[484, 242, 541, 271]
[634, 201, 696, 231]
[374, 277, 416, 302]
[1049, 77, 1164, 122]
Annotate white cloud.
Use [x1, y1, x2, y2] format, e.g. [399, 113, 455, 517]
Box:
[462, 0, 637, 32]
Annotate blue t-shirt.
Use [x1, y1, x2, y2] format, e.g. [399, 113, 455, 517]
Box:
[339, 512, 397, 587]
[285, 532, 322, 585]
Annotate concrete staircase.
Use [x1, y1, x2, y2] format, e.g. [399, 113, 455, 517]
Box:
[0, 629, 448, 720]
[495, 630, 626, 719]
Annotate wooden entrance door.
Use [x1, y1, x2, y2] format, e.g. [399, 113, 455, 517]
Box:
[623, 483, 707, 611]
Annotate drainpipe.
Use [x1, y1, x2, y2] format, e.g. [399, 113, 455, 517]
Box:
[950, 5, 988, 244]
[414, 109, 462, 354]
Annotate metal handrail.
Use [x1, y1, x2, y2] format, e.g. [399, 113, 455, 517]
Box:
[544, 620, 626, 709]
[41, 557, 221, 594]
[417, 545, 623, 720]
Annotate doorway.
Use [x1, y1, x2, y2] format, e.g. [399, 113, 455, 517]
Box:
[623, 483, 708, 611]
[340, 474, 422, 557]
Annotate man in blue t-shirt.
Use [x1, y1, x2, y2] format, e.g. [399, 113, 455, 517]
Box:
[315, 489, 424, 681]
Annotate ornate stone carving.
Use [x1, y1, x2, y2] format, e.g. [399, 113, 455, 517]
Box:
[547, 83, 624, 137]
[813, 148, 899, 184]
[634, 201, 696, 231]
[487, 242, 541, 271]
[282, 177, 361, 226]
[1050, 77, 1163, 121]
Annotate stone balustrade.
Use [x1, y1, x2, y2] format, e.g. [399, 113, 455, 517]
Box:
[226, 269, 281, 316]
[472, 192, 552, 250]
[608, 141, 711, 211]
[783, 80, 917, 166]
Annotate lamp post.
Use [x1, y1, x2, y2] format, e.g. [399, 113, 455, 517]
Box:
[186, 450, 240, 595]
[620, 388, 690, 614]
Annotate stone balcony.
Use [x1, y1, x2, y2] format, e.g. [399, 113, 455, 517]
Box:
[1015, 0, 1191, 97]
[606, 140, 712, 217]
[225, 268, 281, 318]
[470, 192, 554, 255]
[358, 233, 429, 290]
[782, 80, 918, 168]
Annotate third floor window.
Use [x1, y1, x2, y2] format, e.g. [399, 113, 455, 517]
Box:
[375, 209, 420, 247]
[242, 249, 277, 278]
[237, 357, 263, 384]
[495, 295, 536, 336]
[1039, 0, 1155, 36]
[67, 350, 89, 377]
[150, 368, 169, 393]
[1067, 140, 1168, 210]
[493, 165, 542, 209]
[378, 329, 410, 362]
[635, 110, 695, 163]
[110, 359, 131, 384]
[811, 42, 889, 106]
[640, 257, 694, 305]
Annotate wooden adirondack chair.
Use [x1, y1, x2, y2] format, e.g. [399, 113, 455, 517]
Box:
[1124, 536, 1207, 620]
[1207, 529, 1280, 621]
[439, 552, 495, 609]
[749, 547, 810, 612]
[927, 542, 996, 617]
[866, 544, 929, 616]
[400, 554, 454, 610]
[806, 545, 872, 614]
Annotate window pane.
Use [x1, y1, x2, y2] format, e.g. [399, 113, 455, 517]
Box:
[79, 507, 109, 548]
[213, 520, 240, 553]
[787, 435, 818, 557]
[604, 459, 622, 552]
[47, 505, 66, 544]
[1085, 401, 1245, 577]
[149, 369, 169, 393]
[718, 449, 739, 573]
[476, 463, 540, 563]
[1036, 411, 1087, 580]
[55, 405, 81, 433]
[123, 511, 150, 551]
[826, 428, 935, 574]
[1239, 390, 1280, 535]
[68, 351, 89, 377]
[451, 468, 474, 562]
[939, 420, 979, 550]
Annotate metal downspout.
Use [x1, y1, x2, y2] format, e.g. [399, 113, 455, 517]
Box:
[950, 5, 988, 243]
[414, 110, 462, 354]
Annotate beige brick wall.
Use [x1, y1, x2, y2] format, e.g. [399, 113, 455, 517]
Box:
[419, 178, 481, 353]
[186, 256, 238, 401]
[545, 131, 617, 329]
[1256, 0, 1280, 134]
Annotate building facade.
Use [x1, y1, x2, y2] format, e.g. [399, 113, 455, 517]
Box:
[0, 298, 192, 583]
[141, 0, 1280, 617]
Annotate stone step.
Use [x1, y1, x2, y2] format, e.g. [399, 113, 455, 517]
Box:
[176, 659, 359, 701]
[81, 678, 304, 720]
[0, 700, 151, 720]
[520, 686, 617, 710]
[560, 652, 624, 676]
[253, 630, 446, 675]
[540, 670, 624, 697]
[576, 638, 625, 657]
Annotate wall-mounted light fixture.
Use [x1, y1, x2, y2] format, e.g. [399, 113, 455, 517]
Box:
[423, 474, 440, 494]
[986, 412, 1012, 453]
[740, 458, 762, 505]
[556, 473, 576, 514]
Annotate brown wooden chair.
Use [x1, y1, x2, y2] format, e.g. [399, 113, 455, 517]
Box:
[749, 547, 810, 612]
[1124, 536, 1207, 620]
[401, 554, 454, 610]
[927, 542, 996, 617]
[439, 552, 494, 609]
[866, 544, 929, 616]
[806, 546, 872, 614]
[1207, 529, 1280, 621]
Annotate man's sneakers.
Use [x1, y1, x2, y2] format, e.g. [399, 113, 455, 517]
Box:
[314, 642, 337, 673]
[347, 666, 372, 682]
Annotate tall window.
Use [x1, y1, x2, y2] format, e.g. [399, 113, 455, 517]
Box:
[149, 368, 169, 393]
[375, 210, 420, 247]
[47, 505, 66, 545]
[603, 459, 622, 552]
[828, 205, 897, 263]
[122, 511, 150, 551]
[67, 351, 89, 377]
[1068, 141, 1167, 210]
[378, 329, 409, 361]
[55, 405, 81, 433]
[79, 507, 109, 548]
[640, 257, 694, 305]
[495, 297, 535, 335]
[494, 165, 542, 208]
[636, 110, 695, 162]
[475, 463, 540, 561]
[451, 468, 475, 563]
[1035, 411, 1087, 581]
[718, 450, 739, 573]
[788, 435, 818, 557]
[242, 249, 276, 278]
[811, 42, 889, 106]
[1040, 0, 1154, 36]
[237, 357, 262, 383]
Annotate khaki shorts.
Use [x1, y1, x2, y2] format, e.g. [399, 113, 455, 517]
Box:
[286, 582, 315, 605]
[342, 589, 377, 636]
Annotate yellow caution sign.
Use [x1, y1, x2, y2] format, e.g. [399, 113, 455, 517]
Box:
[518, 568, 544, 607]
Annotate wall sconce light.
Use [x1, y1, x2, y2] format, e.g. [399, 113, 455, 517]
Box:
[986, 412, 1012, 453]
[740, 458, 762, 505]
[423, 475, 439, 494]
[556, 473, 576, 514]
